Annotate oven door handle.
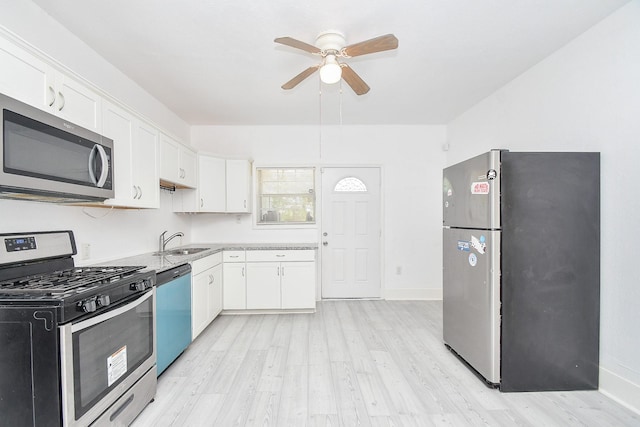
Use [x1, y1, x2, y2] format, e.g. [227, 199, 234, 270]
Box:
[71, 291, 152, 333]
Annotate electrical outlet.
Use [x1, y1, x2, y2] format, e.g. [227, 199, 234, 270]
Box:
[81, 243, 91, 260]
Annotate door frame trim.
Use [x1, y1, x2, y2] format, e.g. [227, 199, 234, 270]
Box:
[318, 165, 384, 300]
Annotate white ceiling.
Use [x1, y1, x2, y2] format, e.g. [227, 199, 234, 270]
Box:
[32, 0, 629, 126]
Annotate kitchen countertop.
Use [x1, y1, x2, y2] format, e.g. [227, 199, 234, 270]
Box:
[102, 243, 318, 274]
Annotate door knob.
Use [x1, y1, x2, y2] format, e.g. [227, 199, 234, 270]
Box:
[322, 241, 328, 246]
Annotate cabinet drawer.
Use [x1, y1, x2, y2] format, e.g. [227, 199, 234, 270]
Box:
[246, 249, 315, 262]
[223, 250, 246, 262]
[191, 252, 222, 275]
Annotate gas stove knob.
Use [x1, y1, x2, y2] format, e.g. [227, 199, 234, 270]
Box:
[130, 281, 145, 292]
[145, 279, 153, 289]
[79, 298, 97, 313]
[96, 295, 110, 307]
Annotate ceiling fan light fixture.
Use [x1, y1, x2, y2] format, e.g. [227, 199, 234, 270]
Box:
[319, 54, 342, 84]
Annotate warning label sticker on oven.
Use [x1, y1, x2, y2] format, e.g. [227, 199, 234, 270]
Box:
[107, 345, 127, 387]
[470, 181, 490, 195]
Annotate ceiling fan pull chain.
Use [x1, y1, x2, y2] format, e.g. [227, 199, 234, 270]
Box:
[318, 76, 323, 160]
[339, 80, 343, 126]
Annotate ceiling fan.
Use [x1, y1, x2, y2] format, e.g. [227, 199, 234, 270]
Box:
[274, 31, 398, 95]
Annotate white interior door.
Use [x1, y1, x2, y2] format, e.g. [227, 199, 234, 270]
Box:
[321, 167, 381, 298]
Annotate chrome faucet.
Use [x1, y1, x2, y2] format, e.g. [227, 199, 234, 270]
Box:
[159, 230, 184, 252]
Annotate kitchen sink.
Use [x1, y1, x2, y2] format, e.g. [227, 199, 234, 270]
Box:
[152, 247, 210, 256]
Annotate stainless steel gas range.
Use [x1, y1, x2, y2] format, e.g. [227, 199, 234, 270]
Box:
[0, 230, 157, 426]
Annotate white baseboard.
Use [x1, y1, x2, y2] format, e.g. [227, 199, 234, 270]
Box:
[384, 288, 442, 300]
[599, 366, 640, 415]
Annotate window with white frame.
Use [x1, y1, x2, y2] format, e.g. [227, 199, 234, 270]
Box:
[256, 167, 315, 225]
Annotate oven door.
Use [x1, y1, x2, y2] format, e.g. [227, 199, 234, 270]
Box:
[59, 289, 155, 427]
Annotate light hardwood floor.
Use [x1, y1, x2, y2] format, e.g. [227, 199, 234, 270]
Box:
[132, 301, 639, 426]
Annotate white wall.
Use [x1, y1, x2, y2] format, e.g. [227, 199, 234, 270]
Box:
[0, 0, 189, 141]
[0, 192, 191, 264]
[447, 1, 640, 412]
[190, 124, 447, 298]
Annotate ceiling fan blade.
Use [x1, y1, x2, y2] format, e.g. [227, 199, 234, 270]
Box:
[341, 65, 370, 95]
[274, 37, 321, 54]
[343, 34, 398, 58]
[281, 66, 319, 90]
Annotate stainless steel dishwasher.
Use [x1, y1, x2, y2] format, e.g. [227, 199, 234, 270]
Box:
[156, 264, 192, 375]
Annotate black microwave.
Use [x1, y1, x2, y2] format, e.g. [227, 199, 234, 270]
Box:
[0, 93, 114, 202]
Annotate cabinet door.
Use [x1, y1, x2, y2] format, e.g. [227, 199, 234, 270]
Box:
[209, 264, 223, 319]
[0, 37, 102, 130]
[223, 263, 246, 310]
[54, 73, 102, 132]
[246, 262, 280, 309]
[199, 155, 226, 212]
[160, 133, 181, 184]
[160, 134, 197, 188]
[192, 270, 210, 340]
[226, 159, 251, 212]
[0, 37, 52, 110]
[281, 262, 316, 309]
[180, 148, 197, 188]
[132, 120, 159, 208]
[102, 101, 135, 206]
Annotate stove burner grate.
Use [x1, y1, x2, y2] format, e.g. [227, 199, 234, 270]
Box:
[0, 266, 145, 294]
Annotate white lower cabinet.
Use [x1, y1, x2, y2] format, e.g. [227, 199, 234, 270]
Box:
[245, 250, 316, 310]
[191, 253, 223, 340]
[222, 249, 316, 311]
[246, 263, 281, 309]
[280, 261, 316, 309]
[223, 251, 246, 310]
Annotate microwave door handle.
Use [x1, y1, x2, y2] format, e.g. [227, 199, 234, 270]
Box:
[95, 145, 109, 188]
[88, 145, 98, 185]
[88, 144, 109, 188]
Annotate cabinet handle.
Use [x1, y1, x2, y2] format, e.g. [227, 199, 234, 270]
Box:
[243, 200, 247, 208]
[200, 198, 204, 208]
[242, 267, 245, 277]
[230, 255, 239, 258]
[138, 186, 143, 199]
[58, 92, 65, 111]
[281, 266, 285, 277]
[276, 254, 285, 258]
[277, 266, 280, 276]
[209, 274, 214, 284]
[133, 185, 139, 199]
[48, 86, 56, 107]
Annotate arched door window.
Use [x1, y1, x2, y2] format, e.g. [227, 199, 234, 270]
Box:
[334, 176, 367, 192]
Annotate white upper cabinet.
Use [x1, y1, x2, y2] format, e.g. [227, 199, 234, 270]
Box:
[197, 155, 226, 212]
[0, 36, 101, 132]
[174, 157, 251, 213]
[52, 73, 102, 132]
[133, 120, 160, 208]
[0, 36, 50, 110]
[102, 100, 159, 208]
[226, 159, 251, 213]
[160, 133, 197, 188]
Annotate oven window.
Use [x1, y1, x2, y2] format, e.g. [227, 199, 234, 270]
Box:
[72, 294, 153, 419]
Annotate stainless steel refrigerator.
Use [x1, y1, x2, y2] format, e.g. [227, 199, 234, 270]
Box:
[442, 149, 600, 392]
